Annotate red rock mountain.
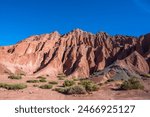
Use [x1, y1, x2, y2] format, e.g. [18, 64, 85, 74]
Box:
[0, 29, 149, 78]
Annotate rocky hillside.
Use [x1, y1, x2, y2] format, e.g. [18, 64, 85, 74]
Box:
[0, 29, 150, 79]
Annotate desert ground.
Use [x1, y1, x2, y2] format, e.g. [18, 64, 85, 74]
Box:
[0, 75, 150, 100]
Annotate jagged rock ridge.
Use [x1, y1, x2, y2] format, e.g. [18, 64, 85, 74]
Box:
[0, 29, 149, 78]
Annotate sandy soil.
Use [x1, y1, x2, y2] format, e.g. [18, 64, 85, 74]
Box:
[0, 75, 150, 100]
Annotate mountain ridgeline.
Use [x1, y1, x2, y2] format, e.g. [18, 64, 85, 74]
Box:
[0, 29, 150, 80]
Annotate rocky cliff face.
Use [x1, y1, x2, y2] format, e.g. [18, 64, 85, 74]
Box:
[0, 29, 149, 78]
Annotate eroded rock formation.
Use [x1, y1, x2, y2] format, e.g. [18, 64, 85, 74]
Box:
[0, 29, 149, 78]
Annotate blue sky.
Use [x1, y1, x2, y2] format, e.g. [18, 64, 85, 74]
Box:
[0, 0, 150, 46]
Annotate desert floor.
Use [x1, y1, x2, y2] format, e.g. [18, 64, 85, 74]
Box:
[0, 75, 150, 100]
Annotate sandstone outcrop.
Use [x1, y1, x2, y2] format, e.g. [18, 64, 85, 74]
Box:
[0, 29, 149, 78]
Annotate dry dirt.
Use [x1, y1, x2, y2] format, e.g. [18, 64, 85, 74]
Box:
[0, 75, 150, 100]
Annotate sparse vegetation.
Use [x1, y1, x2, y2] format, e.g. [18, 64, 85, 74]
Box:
[37, 76, 46, 79]
[49, 81, 58, 85]
[57, 73, 66, 80]
[80, 80, 99, 92]
[141, 74, 150, 78]
[55, 78, 100, 95]
[63, 80, 75, 87]
[19, 73, 26, 76]
[26, 80, 39, 83]
[72, 77, 79, 81]
[39, 84, 53, 89]
[26, 76, 48, 83]
[79, 77, 88, 81]
[0, 83, 27, 90]
[58, 77, 65, 80]
[120, 77, 144, 90]
[55, 85, 86, 95]
[8, 74, 22, 80]
[39, 79, 47, 82]
[67, 85, 86, 94]
[58, 73, 66, 76]
[37, 76, 47, 82]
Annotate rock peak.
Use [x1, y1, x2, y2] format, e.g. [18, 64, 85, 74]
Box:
[50, 31, 60, 36]
[72, 28, 84, 32]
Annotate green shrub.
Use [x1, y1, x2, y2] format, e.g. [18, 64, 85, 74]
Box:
[72, 77, 79, 81]
[39, 79, 47, 82]
[80, 80, 99, 92]
[49, 81, 58, 85]
[39, 84, 53, 89]
[37, 76, 46, 79]
[79, 77, 89, 81]
[26, 80, 39, 83]
[141, 74, 150, 78]
[55, 87, 68, 93]
[58, 73, 66, 77]
[67, 85, 86, 94]
[0, 83, 6, 87]
[120, 77, 144, 90]
[0, 83, 27, 90]
[57, 73, 66, 80]
[19, 73, 26, 76]
[55, 79, 100, 95]
[58, 77, 65, 80]
[59, 87, 70, 94]
[55, 85, 86, 95]
[8, 75, 22, 80]
[63, 80, 75, 87]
